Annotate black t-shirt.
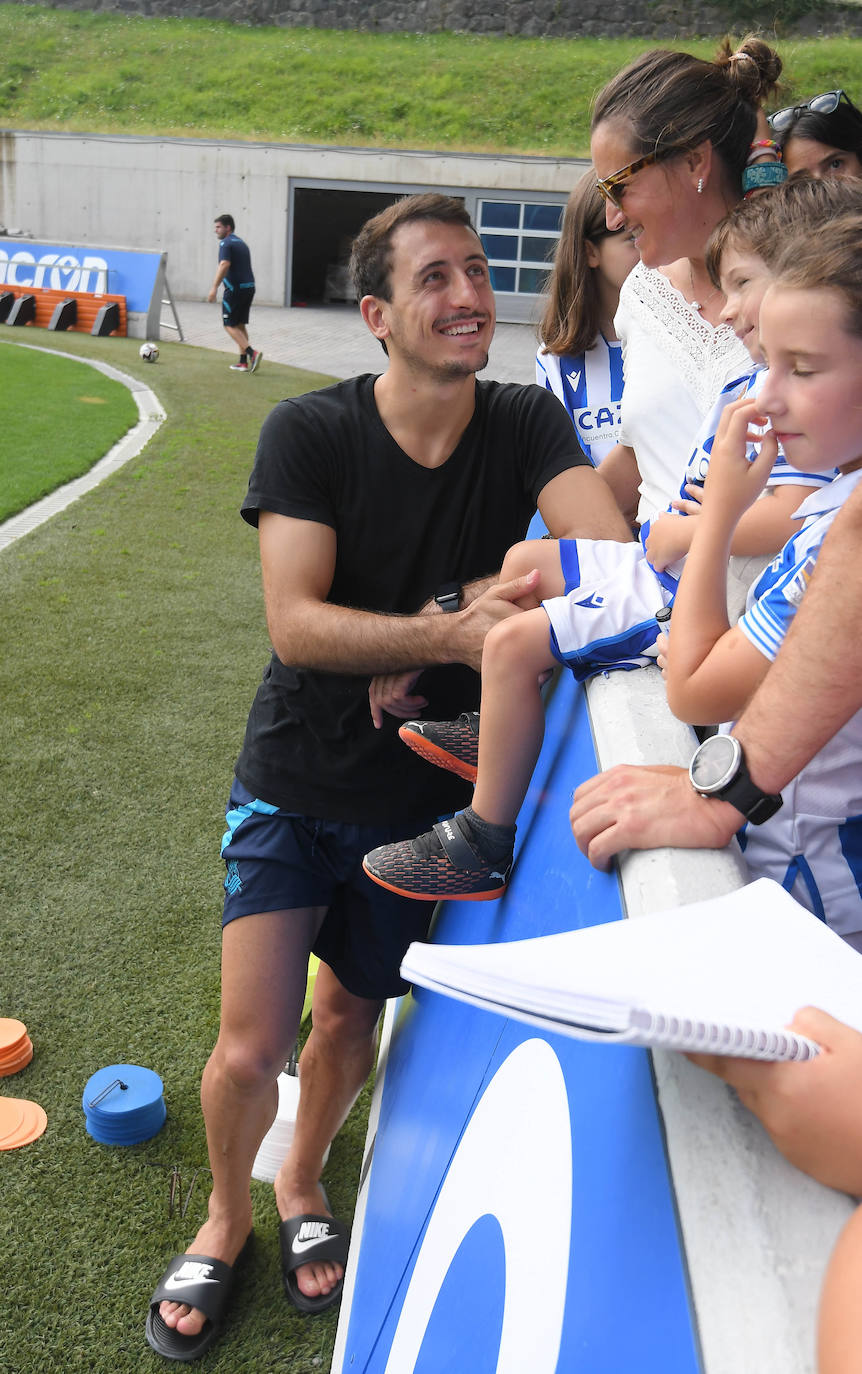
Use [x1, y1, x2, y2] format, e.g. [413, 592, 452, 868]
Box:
[235, 374, 588, 823]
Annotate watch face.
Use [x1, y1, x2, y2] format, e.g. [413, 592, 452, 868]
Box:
[689, 734, 740, 793]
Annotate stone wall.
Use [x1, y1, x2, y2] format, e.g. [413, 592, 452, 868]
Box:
[10, 0, 862, 39]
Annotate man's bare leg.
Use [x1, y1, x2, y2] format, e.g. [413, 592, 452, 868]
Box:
[159, 905, 325, 1338]
[225, 322, 250, 356]
[274, 961, 384, 1302]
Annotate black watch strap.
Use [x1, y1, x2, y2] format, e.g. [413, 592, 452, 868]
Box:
[689, 736, 783, 825]
[435, 582, 462, 614]
[717, 770, 783, 825]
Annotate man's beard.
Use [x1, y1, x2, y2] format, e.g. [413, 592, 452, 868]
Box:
[437, 351, 490, 379]
[398, 342, 490, 381]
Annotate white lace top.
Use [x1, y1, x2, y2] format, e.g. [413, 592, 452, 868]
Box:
[615, 261, 751, 526]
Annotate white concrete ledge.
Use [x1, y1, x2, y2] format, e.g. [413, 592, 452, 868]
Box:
[586, 667, 855, 1374]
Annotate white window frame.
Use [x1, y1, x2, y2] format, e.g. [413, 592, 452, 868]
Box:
[287, 178, 567, 324]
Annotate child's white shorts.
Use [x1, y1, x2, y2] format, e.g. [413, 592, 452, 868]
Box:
[542, 538, 673, 683]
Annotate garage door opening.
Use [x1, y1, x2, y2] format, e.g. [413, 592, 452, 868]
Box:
[290, 188, 400, 306]
[287, 181, 563, 323]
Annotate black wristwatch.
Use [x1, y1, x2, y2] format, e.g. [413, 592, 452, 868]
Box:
[435, 582, 462, 614]
[688, 734, 783, 825]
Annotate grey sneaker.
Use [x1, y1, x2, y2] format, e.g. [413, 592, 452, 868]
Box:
[363, 812, 510, 902]
[398, 711, 479, 783]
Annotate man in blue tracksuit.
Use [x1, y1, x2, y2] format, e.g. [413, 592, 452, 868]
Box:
[209, 213, 262, 373]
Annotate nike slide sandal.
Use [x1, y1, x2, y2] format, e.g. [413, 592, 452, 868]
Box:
[279, 1212, 350, 1315]
[145, 1236, 252, 1362]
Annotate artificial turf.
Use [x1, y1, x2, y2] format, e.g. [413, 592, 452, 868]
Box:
[0, 341, 138, 522]
[0, 332, 369, 1373]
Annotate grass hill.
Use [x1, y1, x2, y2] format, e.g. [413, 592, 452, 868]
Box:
[2, 4, 862, 156]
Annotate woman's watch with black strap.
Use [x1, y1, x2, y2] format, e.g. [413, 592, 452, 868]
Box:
[688, 734, 783, 824]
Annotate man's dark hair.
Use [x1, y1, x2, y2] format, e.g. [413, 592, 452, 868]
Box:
[349, 193, 475, 301]
[215, 213, 235, 232]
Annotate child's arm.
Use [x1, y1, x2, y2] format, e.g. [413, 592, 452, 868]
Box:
[596, 442, 640, 526]
[646, 481, 818, 571]
[643, 510, 695, 571]
[665, 397, 779, 725]
[709, 480, 816, 555]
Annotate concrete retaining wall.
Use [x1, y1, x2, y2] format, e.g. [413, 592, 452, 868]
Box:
[0, 130, 589, 306]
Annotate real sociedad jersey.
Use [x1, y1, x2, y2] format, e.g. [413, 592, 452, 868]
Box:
[734, 465, 862, 941]
[740, 467, 862, 660]
[640, 366, 836, 596]
[543, 364, 841, 686]
[536, 335, 624, 465]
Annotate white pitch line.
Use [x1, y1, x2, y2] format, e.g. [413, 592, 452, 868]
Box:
[0, 338, 166, 553]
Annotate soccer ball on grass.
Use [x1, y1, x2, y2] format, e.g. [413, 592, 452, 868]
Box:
[139, 341, 159, 363]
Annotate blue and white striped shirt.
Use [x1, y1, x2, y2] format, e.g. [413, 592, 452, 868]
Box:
[536, 335, 625, 466]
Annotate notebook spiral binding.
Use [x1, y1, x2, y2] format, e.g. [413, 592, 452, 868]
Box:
[631, 1010, 817, 1061]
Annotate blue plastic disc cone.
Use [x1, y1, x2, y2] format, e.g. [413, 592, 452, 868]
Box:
[82, 1064, 166, 1145]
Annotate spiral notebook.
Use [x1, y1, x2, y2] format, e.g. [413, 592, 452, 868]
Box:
[400, 879, 862, 1061]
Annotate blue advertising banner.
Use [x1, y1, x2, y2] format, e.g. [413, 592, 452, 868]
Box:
[336, 671, 700, 1374]
[0, 239, 164, 313]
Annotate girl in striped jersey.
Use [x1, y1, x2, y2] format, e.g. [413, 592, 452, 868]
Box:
[536, 176, 638, 465]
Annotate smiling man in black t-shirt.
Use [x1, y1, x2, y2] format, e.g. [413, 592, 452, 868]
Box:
[147, 193, 632, 1361]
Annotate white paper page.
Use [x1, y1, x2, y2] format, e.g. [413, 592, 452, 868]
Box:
[408, 972, 819, 1059]
[401, 879, 862, 1040]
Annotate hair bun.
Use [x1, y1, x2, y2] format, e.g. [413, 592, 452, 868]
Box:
[716, 34, 782, 104]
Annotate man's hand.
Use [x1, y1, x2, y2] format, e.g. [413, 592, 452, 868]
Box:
[569, 764, 743, 870]
[207, 287, 218, 303]
[453, 568, 541, 672]
[369, 670, 428, 730]
[689, 1008, 862, 1196]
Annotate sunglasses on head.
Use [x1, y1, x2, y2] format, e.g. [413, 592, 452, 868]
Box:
[768, 89, 850, 133]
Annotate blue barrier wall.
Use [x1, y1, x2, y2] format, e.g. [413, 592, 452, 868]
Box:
[336, 675, 701, 1373]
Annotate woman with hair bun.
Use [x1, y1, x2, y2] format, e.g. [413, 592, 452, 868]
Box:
[536, 175, 639, 465]
[770, 88, 862, 180]
[590, 37, 784, 527]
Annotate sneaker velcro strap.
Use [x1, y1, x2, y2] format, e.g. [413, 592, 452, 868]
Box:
[432, 816, 484, 871]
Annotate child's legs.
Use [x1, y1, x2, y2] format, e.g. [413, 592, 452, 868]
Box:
[501, 538, 567, 609]
[472, 606, 556, 827]
[544, 541, 669, 677]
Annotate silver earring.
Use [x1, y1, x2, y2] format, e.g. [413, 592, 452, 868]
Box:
[697, 177, 704, 194]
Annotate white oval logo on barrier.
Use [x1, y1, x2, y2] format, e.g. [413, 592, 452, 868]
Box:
[384, 1037, 573, 1374]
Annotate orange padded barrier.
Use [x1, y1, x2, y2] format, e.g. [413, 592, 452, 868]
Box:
[0, 283, 127, 335]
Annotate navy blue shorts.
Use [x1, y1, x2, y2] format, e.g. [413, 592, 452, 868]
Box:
[221, 779, 438, 1001]
[222, 284, 255, 327]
